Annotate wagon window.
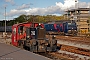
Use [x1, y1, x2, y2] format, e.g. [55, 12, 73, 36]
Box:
[13, 28, 16, 34]
[18, 26, 23, 34]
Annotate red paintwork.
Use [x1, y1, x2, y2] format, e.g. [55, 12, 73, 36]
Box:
[53, 23, 64, 32]
[60, 23, 64, 31]
[34, 23, 39, 27]
[54, 24, 57, 30]
[54, 24, 60, 32]
[12, 22, 44, 46]
[12, 22, 32, 46]
[34, 23, 44, 28]
[41, 24, 44, 28]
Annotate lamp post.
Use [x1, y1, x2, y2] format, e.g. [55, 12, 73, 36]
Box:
[5, 7, 6, 39]
[75, 0, 77, 17]
[75, 0, 79, 35]
[67, 7, 68, 20]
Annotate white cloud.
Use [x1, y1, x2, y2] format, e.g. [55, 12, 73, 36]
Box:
[6, 9, 26, 17]
[17, 4, 30, 10]
[5, 0, 15, 4]
[6, 0, 90, 19]
[56, 0, 75, 10]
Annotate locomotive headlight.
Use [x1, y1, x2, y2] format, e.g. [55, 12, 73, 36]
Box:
[41, 46, 44, 49]
[53, 35, 56, 38]
[45, 43, 48, 45]
[52, 35, 56, 39]
[39, 23, 41, 25]
[68, 30, 71, 32]
[39, 45, 44, 49]
[27, 35, 30, 38]
[75, 30, 76, 31]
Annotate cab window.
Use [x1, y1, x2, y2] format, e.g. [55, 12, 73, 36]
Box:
[18, 26, 23, 34]
[13, 28, 16, 35]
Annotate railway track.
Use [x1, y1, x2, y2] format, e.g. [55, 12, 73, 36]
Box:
[42, 44, 90, 60]
[56, 36, 90, 59]
[38, 52, 73, 60]
[46, 35, 90, 59]
[1, 34, 90, 60]
[37, 35, 90, 60]
[56, 35, 90, 42]
[58, 44, 90, 56]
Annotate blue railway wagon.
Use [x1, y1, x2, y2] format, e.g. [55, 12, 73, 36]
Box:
[63, 22, 77, 35]
[44, 23, 64, 35]
[0, 26, 12, 32]
[44, 24, 57, 32]
[55, 23, 63, 32]
[44, 23, 64, 32]
[44, 22, 77, 35]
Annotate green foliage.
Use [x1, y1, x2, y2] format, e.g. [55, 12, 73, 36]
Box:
[15, 15, 27, 23]
[5, 14, 65, 26]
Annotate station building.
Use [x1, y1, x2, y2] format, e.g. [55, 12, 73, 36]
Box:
[65, 8, 90, 34]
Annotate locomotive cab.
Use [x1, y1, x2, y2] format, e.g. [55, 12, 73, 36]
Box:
[24, 25, 47, 52]
[25, 24, 57, 52]
[26, 27, 46, 40]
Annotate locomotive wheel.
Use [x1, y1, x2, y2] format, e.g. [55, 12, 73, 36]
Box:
[20, 43, 24, 49]
[30, 45, 33, 52]
[18, 40, 24, 49]
[37, 41, 46, 52]
[28, 45, 32, 51]
[30, 45, 38, 52]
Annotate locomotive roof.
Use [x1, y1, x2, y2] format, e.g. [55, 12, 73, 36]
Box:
[12, 22, 32, 27]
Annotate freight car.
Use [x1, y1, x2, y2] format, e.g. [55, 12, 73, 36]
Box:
[44, 22, 77, 36]
[12, 22, 57, 52]
[0, 26, 12, 32]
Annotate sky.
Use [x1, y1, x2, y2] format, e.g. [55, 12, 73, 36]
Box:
[0, 0, 90, 20]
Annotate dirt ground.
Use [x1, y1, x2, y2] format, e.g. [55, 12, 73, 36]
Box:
[0, 32, 12, 44]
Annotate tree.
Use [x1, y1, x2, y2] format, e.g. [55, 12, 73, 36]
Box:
[15, 15, 26, 23]
[7, 14, 66, 26]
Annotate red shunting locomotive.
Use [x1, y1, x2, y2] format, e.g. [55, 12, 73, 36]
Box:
[12, 22, 57, 52]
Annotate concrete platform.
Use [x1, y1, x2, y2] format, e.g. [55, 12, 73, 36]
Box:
[0, 43, 50, 60]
